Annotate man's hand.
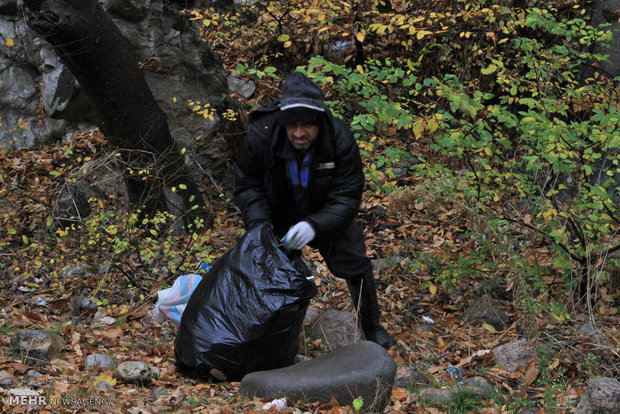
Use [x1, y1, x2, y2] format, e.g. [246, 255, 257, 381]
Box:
[282, 221, 315, 250]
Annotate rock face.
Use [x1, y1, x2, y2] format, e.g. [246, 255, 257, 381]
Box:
[10, 330, 64, 364]
[0, 0, 228, 150]
[239, 341, 397, 413]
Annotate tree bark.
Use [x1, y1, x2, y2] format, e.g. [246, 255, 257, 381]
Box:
[23, 0, 209, 233]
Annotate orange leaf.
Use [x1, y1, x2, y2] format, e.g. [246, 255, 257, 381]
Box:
[101, 327, 123, 338]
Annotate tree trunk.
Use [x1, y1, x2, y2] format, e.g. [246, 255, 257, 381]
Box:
[23, 0, 209, 233]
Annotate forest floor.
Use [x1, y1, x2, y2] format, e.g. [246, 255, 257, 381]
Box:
[0, 127, 618, 414]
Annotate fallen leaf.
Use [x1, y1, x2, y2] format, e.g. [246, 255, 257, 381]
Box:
[524, 363, 539, 385]
[92, 371, 117, 388]
[210, 368, 227, 381]
[482, 322, 496, 332]
[9, 362, 29, 374]
[101, 327, 123, 338]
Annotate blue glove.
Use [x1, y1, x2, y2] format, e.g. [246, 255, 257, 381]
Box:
[282, 221, 315, 250]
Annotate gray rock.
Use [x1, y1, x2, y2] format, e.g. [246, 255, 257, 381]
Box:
[94, 381, 114, 390]
[306, 309, 362, 349]
[574, 377, 620, 414]
[69, 295, 98, 316]
[463, 294, 511, 330]
[394, 364, 429, 388]
[460, 376, 493, 394]
[0, 371, 15, 388]
[10, 330, 64, 364]
[294, 354, 311, 364]
[0, 0, 229, 153]
[84, 353, 117, 370]
[493, 340, 534, 373]
[419, 377, 494, 407]
[26, 369, 43, 379]
[302, 306, 320, 326]
[154, 386, 169, 395]
[59, 263, 87, 279]
[239, 341, 396, 413]
[579, 322, 601, 336]
[101, 0, 150, 22]
[419, 387, 454, 405]
[115, 361, 160, 384]
[227, 75, 255, 99]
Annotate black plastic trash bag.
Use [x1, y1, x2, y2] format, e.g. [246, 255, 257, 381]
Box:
[174, 223, 317, 381]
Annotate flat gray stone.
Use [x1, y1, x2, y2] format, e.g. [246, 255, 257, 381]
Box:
[239, 341, 396, 413]
[306, 309, 362, 349]
[10, 330, 64, 364]
[419, 387, 454, 404]
[84, 353, 116, 370]
[493, 340, 534, 373]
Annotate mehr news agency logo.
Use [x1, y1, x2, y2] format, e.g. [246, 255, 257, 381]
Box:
[5, 392, 118, 408]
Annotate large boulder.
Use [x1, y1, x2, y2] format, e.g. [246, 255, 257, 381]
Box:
[0, 0, 229, 151]
[239, 341, 397, 413]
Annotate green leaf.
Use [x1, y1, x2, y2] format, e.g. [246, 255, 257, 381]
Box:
[481, 64, 498, 75]
[352, 397, 364, 411]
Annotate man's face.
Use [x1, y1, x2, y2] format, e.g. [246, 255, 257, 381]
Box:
[284, 121, 319, 151]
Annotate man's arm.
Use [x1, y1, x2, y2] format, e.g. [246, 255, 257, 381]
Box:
[234, 132, 272, 229]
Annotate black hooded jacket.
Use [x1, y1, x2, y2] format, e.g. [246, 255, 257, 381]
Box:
[233, 73, 365, 240]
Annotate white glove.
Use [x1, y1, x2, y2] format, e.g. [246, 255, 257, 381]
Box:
[282, 221, 315, 250]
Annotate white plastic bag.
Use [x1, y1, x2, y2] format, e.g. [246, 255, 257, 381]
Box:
[152, 273, 203, 326]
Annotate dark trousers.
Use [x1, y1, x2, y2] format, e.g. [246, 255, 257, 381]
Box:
[311, 221, 372, 281]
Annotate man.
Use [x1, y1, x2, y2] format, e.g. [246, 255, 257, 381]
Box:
[234, 71, 396, 348]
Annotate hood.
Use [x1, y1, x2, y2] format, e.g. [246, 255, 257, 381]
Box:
[279, 72, 329, 112]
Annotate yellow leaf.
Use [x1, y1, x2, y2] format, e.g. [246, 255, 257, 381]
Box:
[429, 284, 437, 295]
[417, 30, 433, 40]
[412, 118, 425, 139]
[542, 209, 556, 223]
[6, 38, 14, 47]
[277, 34, 290, 42]
[355, 32, 365, 42]
[482, 322, 496, 332]
[92, 371, 116, 388]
